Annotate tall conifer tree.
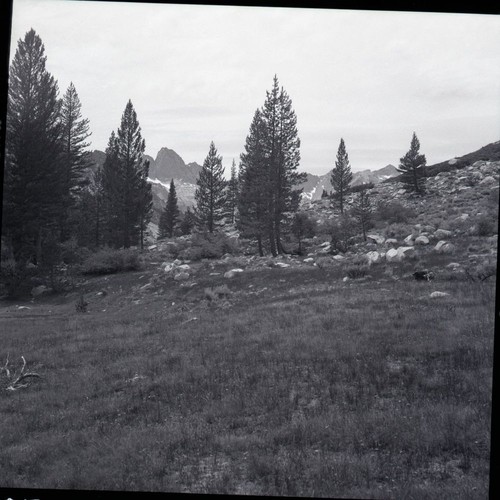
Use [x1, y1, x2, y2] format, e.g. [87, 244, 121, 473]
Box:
[158, 179, 180, 239]
[59, 82, 92, 240]
[261, 75, 305, 255]
[351, 188, 372, 241]
[194, 142, 227, 233]
[226, 159, 239, 225]
[331, 138, 352, 215]
[101, 100, 152, 248]
[3, 29, 64, 263]
[397, 132, 426, 194]
[237, 109, 269, 256]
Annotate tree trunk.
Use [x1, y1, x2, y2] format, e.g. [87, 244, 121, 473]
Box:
[257, 235, 263, 257]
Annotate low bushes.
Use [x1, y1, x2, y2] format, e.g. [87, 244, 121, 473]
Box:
[376, 200, 416, 224]
[178, 232, 240, 261]
[81, 248, 142, 275]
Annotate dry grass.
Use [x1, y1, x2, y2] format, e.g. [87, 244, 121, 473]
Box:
[0, 266, 494, 498]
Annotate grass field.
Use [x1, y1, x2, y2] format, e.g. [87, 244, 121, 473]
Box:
[0, 265, 495, 498]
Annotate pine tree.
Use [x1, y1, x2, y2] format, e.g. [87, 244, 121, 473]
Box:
[351, 188, 372, 241]
[137, 159, 153, 249]
[59, 82, 92, 240]
[398, 132, 426, 194]
[291, 212, 316, 255]
[179, 207, 195, 235]
[238, 109, 269, 256]
[101, 131, 122, 247]
[158, 179, 180, 239]
[331, 138, 353, 215]
[194, 142, 227, 233]
[3, 29, 65, 264]
[101, 101, 152, 248]
[261, 75, 305, 255]
[226, 159, 239, 224]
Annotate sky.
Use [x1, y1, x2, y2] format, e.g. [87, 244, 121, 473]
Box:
[8, 0, 500, 176]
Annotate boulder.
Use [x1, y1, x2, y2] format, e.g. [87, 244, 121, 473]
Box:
[177, 264, 191, 272]
[173, 272, 190, 281]
[224, 268, 244, 279]
[403, 234, 414, 245]
[386, 248, 399, 262]
[434, 240, 455, 254]
[414, 235, 429, 245]
[397, 246, 416, 260]
[303, 257, 314, 263]
[332, 255, 345, 261]
[434, 229, 452, 239]
[318, 244, 331, 254]
[147, 244, 157, 251]
[367, 234, 385, 245]
[276, 262, 290, 268]
[479, 176, 496, 185]
[430, 291, 450, 298]
[385, 238, 398, 246]
[366, 251, 381, 265]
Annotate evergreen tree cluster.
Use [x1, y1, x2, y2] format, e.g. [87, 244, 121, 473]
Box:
[237, 75, 306, 256]
[2, 29, 153, 270]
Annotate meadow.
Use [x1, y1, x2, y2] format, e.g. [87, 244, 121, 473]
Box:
[0, 265, 495, 498]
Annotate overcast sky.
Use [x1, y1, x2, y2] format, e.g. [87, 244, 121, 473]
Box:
[9, 0, 500, 175]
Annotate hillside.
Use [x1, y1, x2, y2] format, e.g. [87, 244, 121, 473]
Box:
[384, 140, 500, 184]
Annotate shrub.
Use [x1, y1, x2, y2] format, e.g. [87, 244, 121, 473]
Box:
[384, 223, 414, 240]
[476, 216, 496, 236]
[0, 258, 31, 297]
[81, 248, 142, 275]
[345, 263, 370, 279]
[376, 200, 416, 224]
[178, 232, 240, 261]
[204, 284, 232, 301]
[323, 215, 357, 254]
[350, 182, 374, 193]
[60, 238, 93, 265]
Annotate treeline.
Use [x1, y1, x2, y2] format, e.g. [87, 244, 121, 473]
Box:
[2, 29, 153, 272]
[2, 29, 430, 281]
[158, 75, 307, 258]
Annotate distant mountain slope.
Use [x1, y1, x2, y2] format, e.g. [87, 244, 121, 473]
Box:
[384, 140, 500, 183]
[300, 164, 398, 201]
[150, 147, 202, 185]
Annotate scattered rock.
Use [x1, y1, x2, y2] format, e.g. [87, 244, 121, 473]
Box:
[303, 257, 314, 263]
[275, 262, 290, 268]
[147, 244, 157, 251]
[386, 248, 399, 262]
[177, 264, 191, 272]
[403, 235, 414, 245]
[414, 235, 429, 245]
[224, 269, 244, 278]
[173, 272, 190, 281]
[16, 305, 31, 310]
[385, 238, 398, 246]
[479, 176, 497, 185]
[366, 251, 381, 265]
[332, 255, 345, 261]
[342, 276, 350, 282]
[434, 229, 452, 239]
[430, 291, 450, 298]
[397, 246, 416, 260]
[434, 241, 456, 254]
[367, 234, 385, 245]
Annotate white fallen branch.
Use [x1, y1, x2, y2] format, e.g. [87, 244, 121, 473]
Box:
[2, 355, 42, 391]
